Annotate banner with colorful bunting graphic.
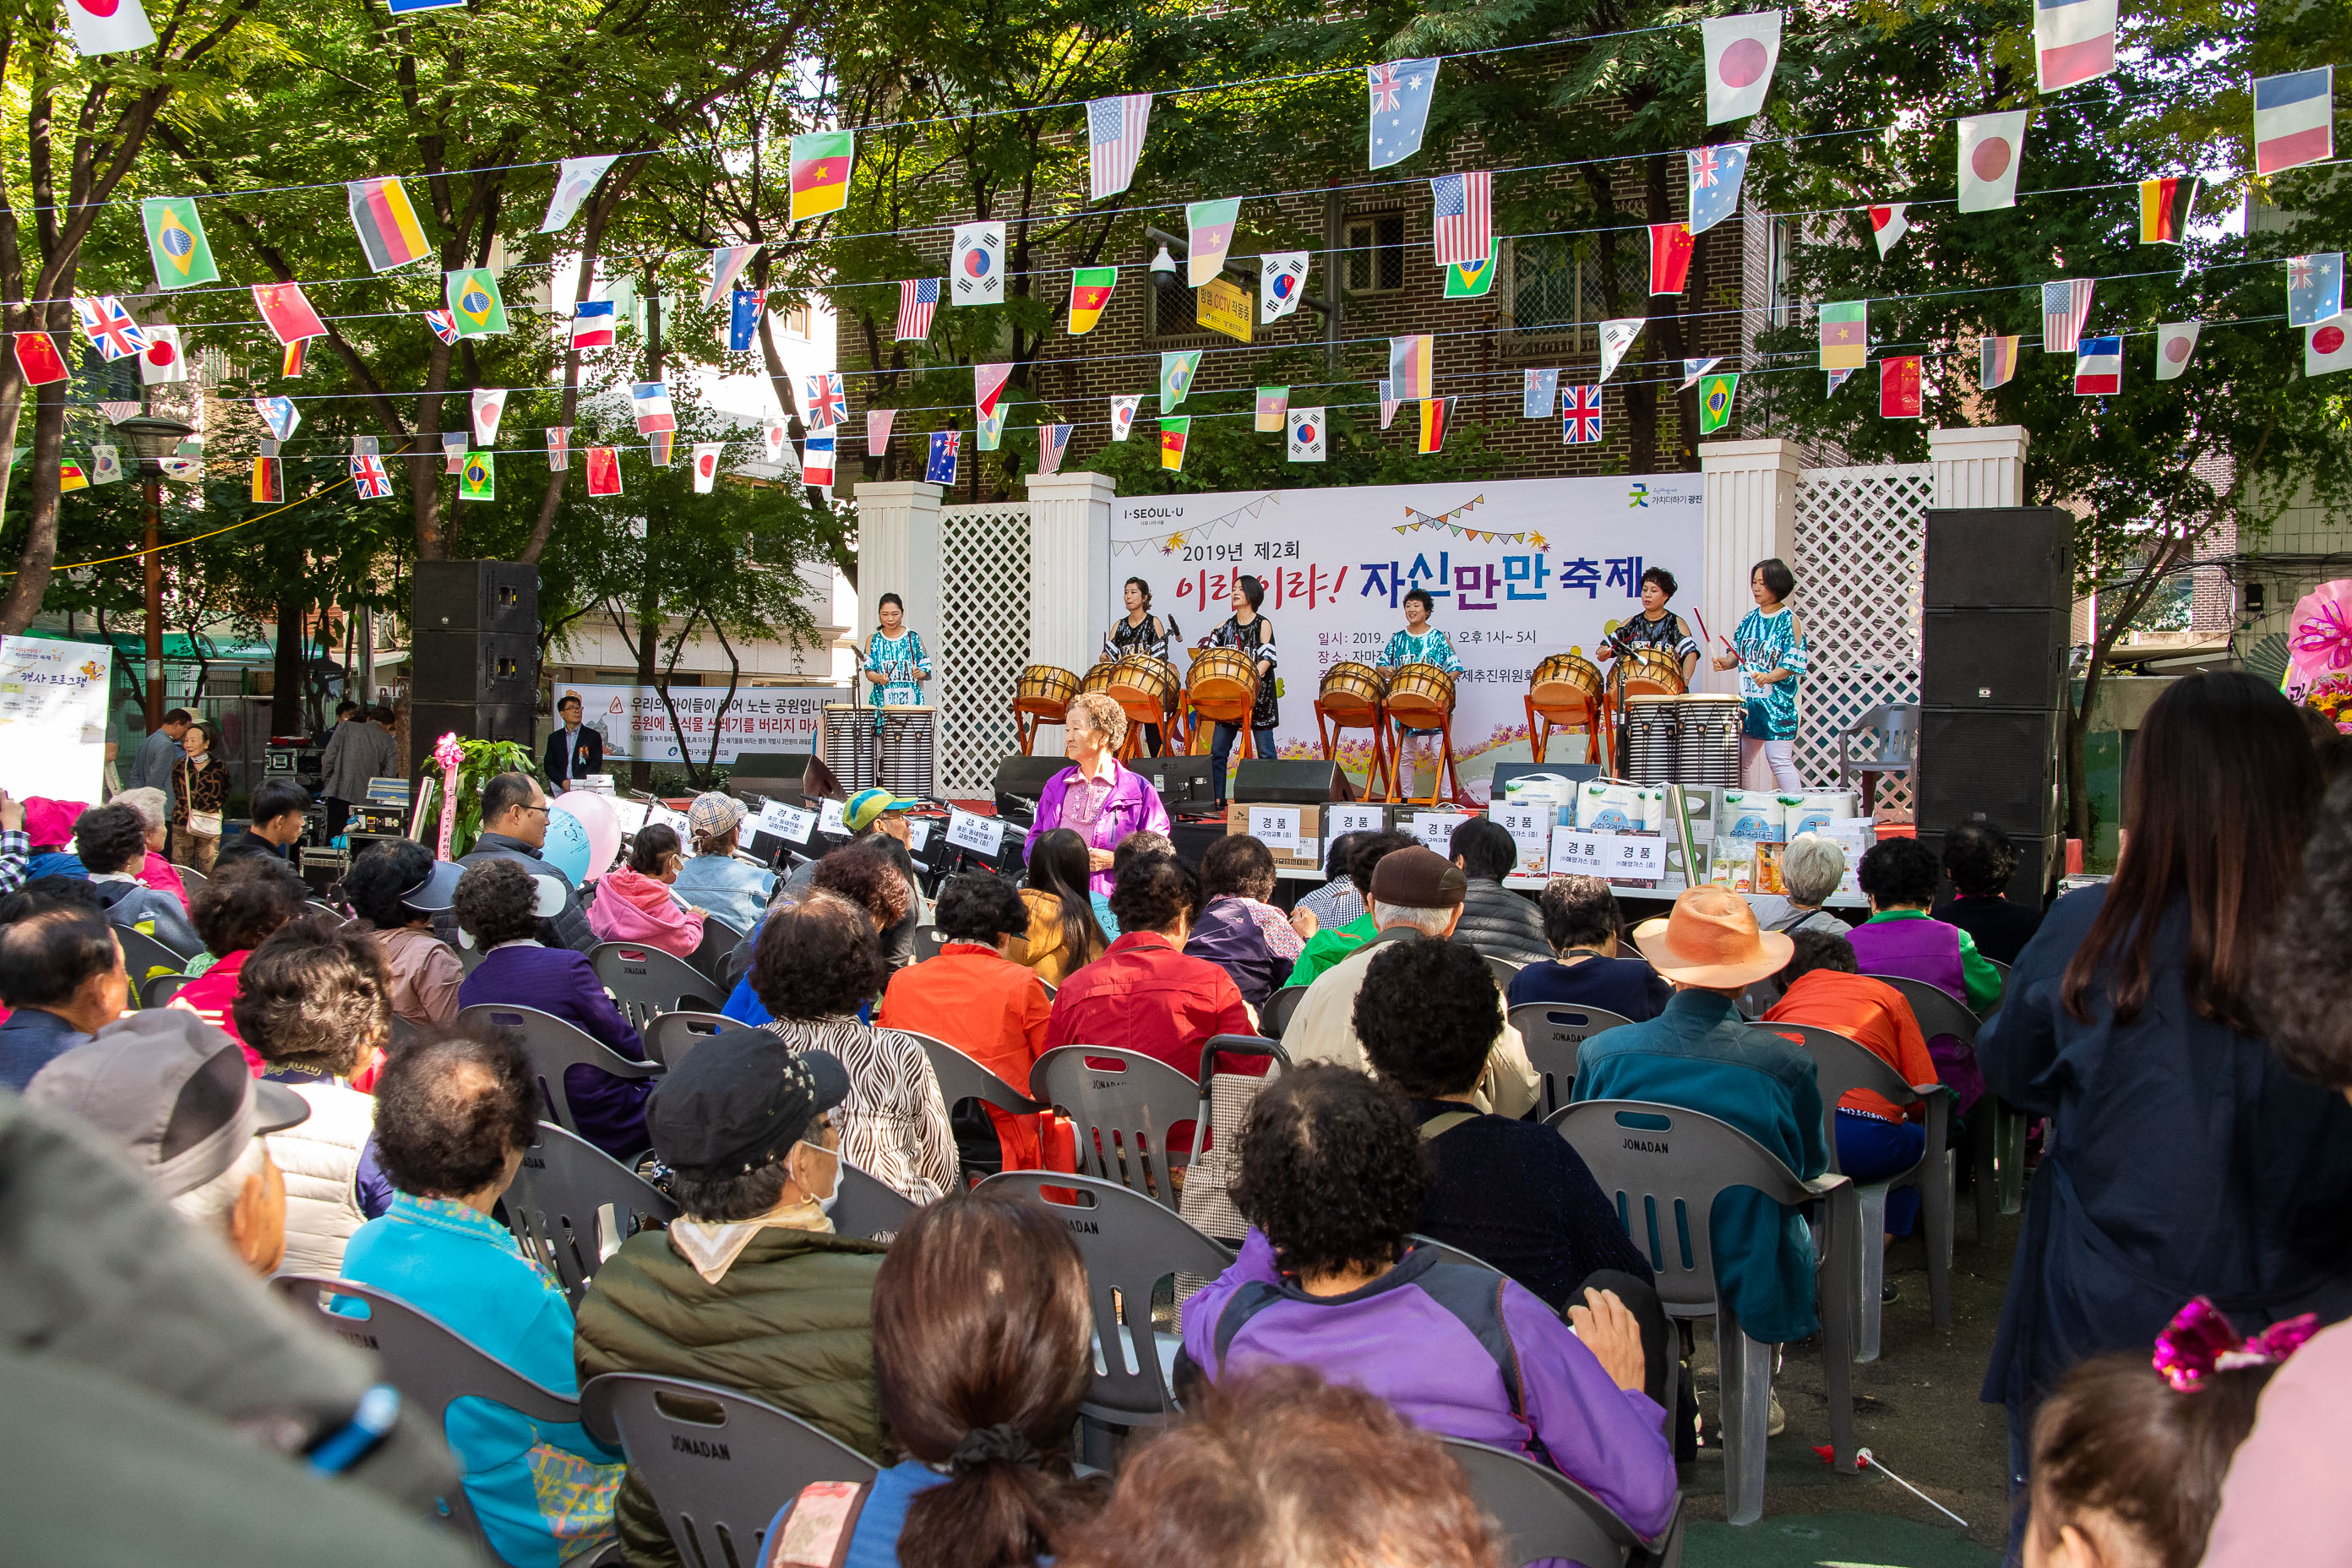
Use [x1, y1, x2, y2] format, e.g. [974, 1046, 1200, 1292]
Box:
[141, 197, 216, 291]
[2252, 66, 2333, 175]
[1981, 335, 2020, 389]
[1598, 318, 1643, 384]
[1069, 267, 1117, 335]
[1039, 423, 1073, 476]
[470, 388, 505, 446]
[867, 409, 896, 456]
[141, 324, 184, 385]
[692, 444, 723, 493]
[2288, 254, 2344, 329]
[2034, 0, 2115, 92]
[541, 155, 619, 234]
[953, 224, 1005, 305]
[444, 270, 508, 336]
[789, 131, 856, 224]
[1959, 111, 2028, 212]
[897, 279, 940, 340]
[460, 451, 496, 502]
[1523, 368, 1560, 419]
[253, 283, 326, 346]
[1368, 58, 1439, 170]
[1261, 253, 1308, 321]
[1443, 242, 1498, 298]
[1088, 94, 1152, 201]
[1109, 395, 1140, 441]
[1701, 10, 1783, 122]
[1160, 416, 1190, 471]
[1686, 142, 1748, 234]
[1881, 355, 1923, 416]
[728, 290, 764, 351]
[926, 430, 960, 485]
[2155, 321, 2201, 381]
[586, 446, 623, 496]
[2074, 335, 2122, 395]
[72, 296, 146, 361]
[1255, 387, 1289, 432]
[1287, 406, 1325, 462]
[1430, 172, 1491, 267]
[1650, 224, 1695, 295]
[1160, 351, 1201, 411]
[1390, 335, 1434, 400]
[1563, 384, 1603, 444]
[1870, 204, 1909, 259]
[2139, 177, 2197, 244]
[1417, 397, 1451, 455]
[1186, 199, 1241, 286]
[347, 177, 433, 271]
[65, 0, 155, 56]
[1820, 301, 1867, 369]
[1698, 370, 1739, 434]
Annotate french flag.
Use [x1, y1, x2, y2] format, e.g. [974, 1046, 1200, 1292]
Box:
[2254, 68, 2334, 177]
[2073, 335, 2122, 396]
[2034, 0, 2115, 93]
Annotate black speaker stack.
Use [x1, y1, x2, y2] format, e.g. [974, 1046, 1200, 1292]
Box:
[1915, 508, 2072, 901]
[1233, 758, 1358, 804]
[410, 561, 540, 777]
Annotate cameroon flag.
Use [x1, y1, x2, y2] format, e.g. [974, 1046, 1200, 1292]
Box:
[58, 460, 89, 493]
[2138, 177, 2196, 245]
[790, 130, 856, 224]
[1068, 266, 1117, 335]
[460, 450, 496, 501]
[1160, 416, 1190, 471]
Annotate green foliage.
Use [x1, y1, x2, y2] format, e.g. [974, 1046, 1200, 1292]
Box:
[425, 736, 536, 858]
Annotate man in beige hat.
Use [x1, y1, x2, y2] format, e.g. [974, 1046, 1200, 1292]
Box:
[1569, 886, 1829, 1434]
[1282, 846, 1539, 1118]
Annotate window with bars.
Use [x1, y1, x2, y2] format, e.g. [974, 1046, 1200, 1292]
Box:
[1342, 213, 1406, 292]
[1502, 238, 1643, 350]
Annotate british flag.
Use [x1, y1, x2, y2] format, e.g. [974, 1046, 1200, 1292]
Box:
[1369, 62, 1406, 112]
[896, 278, 939, 342]
[803, 371, 847, 428]
[1430, 172, 1492, 268]
[72, 295, 148, 360]
[422, 308, 460, 345]
[1562, 384, 1603, 444]
[350, 454, 393, 499]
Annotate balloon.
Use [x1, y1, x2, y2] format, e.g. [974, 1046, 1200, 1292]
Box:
[550, 788, 623, 882]
[540, 807, 592, 885]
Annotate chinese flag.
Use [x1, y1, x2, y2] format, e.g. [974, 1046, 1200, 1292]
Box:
[586, 445, 623, 496]
[13, 330, 68, 384]
[1879, 355, 1923, 417]
[1648, 223, 1695, 296]
[251, 281, 327, 346]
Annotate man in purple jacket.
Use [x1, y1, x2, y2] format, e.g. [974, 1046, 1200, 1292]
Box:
[1182, 1064, 1677, 1541]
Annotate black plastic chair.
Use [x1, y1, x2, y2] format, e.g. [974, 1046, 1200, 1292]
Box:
[1260, 983, 1310, 1038]
[681, 917, 745, 988]
[139, 970, 190, 1009]
[117, 925, 189, 992]
[589, 942, 728, 1032]
[456, 1003, 662, 1145]
[505, 1122, 679, 1303]
[1505, 1002, 1636, 1119]
[1864, 972, 2023, 1235]
[831, 1160, 918, 1242]
[644, 1010, 730, 1070]
[1442, 1436, 1684, 1568]
[902, 1032, 1049, 1184]
[910, 925, 950, 963]
[580, 1374, 876, 1568]
[1030, 1044, 1200, 1209]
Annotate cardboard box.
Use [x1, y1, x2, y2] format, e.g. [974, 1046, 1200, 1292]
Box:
[1228, 801, 1322, 868]
[1323, 803, 1400, 839]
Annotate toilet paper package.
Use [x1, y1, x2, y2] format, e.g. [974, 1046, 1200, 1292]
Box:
[1576, 781, 1652, 833]
[1719, 791, 1785, 843]
[1784, 792, 1857, 840]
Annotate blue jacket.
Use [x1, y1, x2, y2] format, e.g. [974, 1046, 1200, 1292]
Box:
[1570, 989, 1829, 1344]
[0, 1008, 91, 1092]
[1507, 955, 1672, 1023]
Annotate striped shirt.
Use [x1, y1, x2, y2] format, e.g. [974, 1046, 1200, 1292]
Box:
[761, 1015, 958, 1204]
[1296, 877, 1365, 932]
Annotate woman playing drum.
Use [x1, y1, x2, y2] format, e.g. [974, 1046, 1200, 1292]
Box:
[1204, 574, 1280, 805]
[1108, 576, 1182, 754]
[1711, 556, 1809, 791]
[1024, 691, 1173, 894]
[1380, 586, 1463, 801]
[1599, 566, 1701, 688]
[864, 591, 933, 731]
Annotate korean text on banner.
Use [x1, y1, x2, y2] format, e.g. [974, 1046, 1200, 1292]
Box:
[558, 683, 851, 765]
[0, 634, 112, 802]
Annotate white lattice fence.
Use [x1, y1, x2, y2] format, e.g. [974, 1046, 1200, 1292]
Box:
[1794, 464, 1932, 808]
[936, 502, 1032, 796]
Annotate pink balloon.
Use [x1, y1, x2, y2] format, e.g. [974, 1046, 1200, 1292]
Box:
[550, 788, 623, 882]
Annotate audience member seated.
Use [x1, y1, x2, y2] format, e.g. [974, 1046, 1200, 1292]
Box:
[1043, 854, 1252, 1081]
[585, 824, 706, 959]
[1097, 828, 1179, 940]
[719, 840, 922, 1030]
[217, 780, 311, 867]
[458, 771, 597, 954]
[1288, 830, 1418, 987]
[1761, 929, 1940, 1239]
[0, 788, 29, 893]
[1182, 1065, 1675, 1537]
[1292, 830, 1364, 937]
[342, 839, 466, 1032]
[0, 899, 127, 1091]
[1571, 887, 1827, 1430]
[1447, 817, 1549, 966]
[1931, 817, 2044, 965]
[1012, 827, 1110, 985]
[1186, 835, 1300, 1010]
[576, 1034, 887, 1566]
[874, 874, 1057, 1168]
[454, 858, 653, 1164]
[781, 791, 926, 967]
[1059, 1366, 1505, 1568]
[74, 801, 202, 956]
[22, 796, 90, 879]
[176, 857, 308, 1064]
[751, 898, 957, 1202]
[232, 917, 397, 1274]
[1849, 835, 1999, 1109]
[1285, 847, 1538, 1117]
[28, 1008, 306, 1277]
[757, 1193, 1106, 1568]
[1506, 874, 1671, 1021]
[671, 792, 773, 932]
[340, 1029, 623, 1567]
[1357, 938, 1652, 1310]
[106, 785, 190, 908]
[1748, 833, 1853, 938]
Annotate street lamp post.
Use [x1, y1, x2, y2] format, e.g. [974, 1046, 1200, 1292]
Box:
[112, 414, 194, 729]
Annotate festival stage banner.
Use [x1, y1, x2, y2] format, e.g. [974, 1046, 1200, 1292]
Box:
[1108, 476, 1703, 795]
[559, 683, 852, 765]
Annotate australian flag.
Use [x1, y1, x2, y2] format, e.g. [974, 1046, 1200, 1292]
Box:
[728, 288, 765, 351]
[1368, 57, 1440, 170]
[1685, 142, 1750, 236]
[2287, 253, 2344, 329]
[925, 429, 959, 486]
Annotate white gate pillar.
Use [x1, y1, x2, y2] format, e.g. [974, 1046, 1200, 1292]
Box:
[1929, 425, 2030, 509]
[1023, 470, 1117, 674]
[852, 481, 945, 659]
[1697, 438, 1804, 695]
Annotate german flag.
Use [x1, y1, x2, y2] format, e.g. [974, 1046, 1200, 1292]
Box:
[346, 177, 433, 272]
[281, 337, 307, 378]
[250, 455, 282, 504]
[2139, 177, 2196, 245]
[1068, 266, 1117, 335]
[1417, 396, 1452, 455]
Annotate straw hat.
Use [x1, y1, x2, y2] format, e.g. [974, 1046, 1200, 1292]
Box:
[1631, 886, 1794, 988]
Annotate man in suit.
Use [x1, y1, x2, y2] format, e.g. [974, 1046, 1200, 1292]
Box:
[541, 693, 604, 789]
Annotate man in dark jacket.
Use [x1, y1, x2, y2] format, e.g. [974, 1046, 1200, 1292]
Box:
[1448, 817, 1550, 967]
[456, 770, 596, 953]
[541, 692, 605, 790]
[574, 1032, 885, 1568]
[216, 780, 311, 868]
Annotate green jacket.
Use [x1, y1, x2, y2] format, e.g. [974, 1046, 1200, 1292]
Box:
[1288, 911, 1379, 988]
[573, 1224, 890, 1568]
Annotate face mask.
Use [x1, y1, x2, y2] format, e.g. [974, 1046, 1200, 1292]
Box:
[795, 1139, 841, 1214]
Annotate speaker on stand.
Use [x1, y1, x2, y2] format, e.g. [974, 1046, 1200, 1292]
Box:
[408, 561, 541, 780]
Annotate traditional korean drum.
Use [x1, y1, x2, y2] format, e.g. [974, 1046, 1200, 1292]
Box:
[1622, 646, 1689, 698]
[1014, 664, 1081, 723]
[1109, 653, 1181, 716]
[1529, 653, 1603, 715]
[1316, 661, 1390, 723]
[1674, 694, 1745, 787]
[1621, 695, 1681, 785]
[1079, 661, 1119, 694]
[1385, 662, 1457, 725]
[1186, 646, 1260, 712]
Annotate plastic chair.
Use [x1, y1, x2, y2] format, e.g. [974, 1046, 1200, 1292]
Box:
[175, 865, 210, 895]
[1030, 1044, 1201, 1208]
[1758, 1021, 1954, 1358]
[901, 1032, 1048, 1184]
[1506, 1003, 1636, 1119]
[832, 1160, 918, 1241]
[1484, 954, 1524, 994]
[977, 1170, 1234, 1457]
[1441, 1436, 1685, 1568]
[117, 925, 190, 990]
[506, 1122, 679, 1303]
[139, 971, 190, 1009]
[1549, 1100, 1860, 1525]
[681, 917, 744, 988]
[272, 1275, 604, 1564]
[588, 942, 728, 1032]
[910, 925, 950, 964]
[1864, 972, 2025, 1234]
[644, 1010, 730, 1070]
[579, 1375, 877, 1568]
[1261, 983, 1310, 1039]
[1178, 1036, 1288, 1244]
[456, 1003, 663, 1144]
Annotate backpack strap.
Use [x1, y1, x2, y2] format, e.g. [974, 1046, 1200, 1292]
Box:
[1212, 1279, 1289, 1375]
[765, 1479, 873, 1568]
[1414, 1263, 1556, 1468]
[1418, 1109, 1479, 1143]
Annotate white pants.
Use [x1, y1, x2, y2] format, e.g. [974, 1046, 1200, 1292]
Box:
[1742, 737, 1802, 792]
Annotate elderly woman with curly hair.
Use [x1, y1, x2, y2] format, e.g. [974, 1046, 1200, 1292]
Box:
[1024, 691, 1169, 896]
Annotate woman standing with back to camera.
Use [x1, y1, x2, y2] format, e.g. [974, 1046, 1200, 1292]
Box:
[1977, 671, 2352, 1549]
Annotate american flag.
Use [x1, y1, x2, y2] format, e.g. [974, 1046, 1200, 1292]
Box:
[897, 278, 939, 342]
[1086, 94, 1152, 202]
[72, 295, 148, 360]
[2042, 278, 2095, 354]
[350, 455, 393, 499]
[1563, 384, 1603, 444]
[1430, 172, 1491, 268]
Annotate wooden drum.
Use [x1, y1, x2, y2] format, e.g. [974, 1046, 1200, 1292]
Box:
[1385, 662, 1457, 725]
[1622, 646, 1689, 697]
[1316, 661, 1390, 723]
[1079, 661, 1119, 694]
[1186, 646, 1260, 714]
[1530, 653, 1603, 712]
[1015, 664, 1081, 721]
[1108, 654, 1180, 714]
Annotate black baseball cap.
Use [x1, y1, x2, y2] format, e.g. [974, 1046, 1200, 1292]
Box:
[645, 1030, 850, 1181]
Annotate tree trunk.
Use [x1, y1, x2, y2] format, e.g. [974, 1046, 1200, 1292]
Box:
[632, 270, 664, 791]
[272, 587, 306, 736]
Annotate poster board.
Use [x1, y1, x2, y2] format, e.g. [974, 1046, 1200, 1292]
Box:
[0, 635, 113, 803]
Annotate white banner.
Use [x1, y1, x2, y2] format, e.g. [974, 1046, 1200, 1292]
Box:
[0, 635, 113, 803]
[559, 683, 852, 765]
[1108, 475, 1704, 794]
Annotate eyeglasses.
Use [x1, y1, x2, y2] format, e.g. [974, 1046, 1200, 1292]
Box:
[518, 803, 552, 817]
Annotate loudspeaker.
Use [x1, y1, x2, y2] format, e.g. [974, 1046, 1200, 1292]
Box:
[1915, 829, 2060, 906]
[1923, 508, 2072, 610]
[1233, 758, 1356, 804]
[726, 752, 820, 808]
[1920, 609, 2070, 710]
[413, 560, 537, 635]
[406, 700, 534, 779]
[412, 630, 537, 705]
[1132, 754, 1218, 813]
[993, 754, 1070, 821]
[1914, 706, 2064, 842]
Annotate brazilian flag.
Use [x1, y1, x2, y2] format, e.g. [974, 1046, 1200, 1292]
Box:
[460, 450, 496, 502]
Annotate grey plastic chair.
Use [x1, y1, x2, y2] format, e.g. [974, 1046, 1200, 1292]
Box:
[117, 925, 190, 990]
[272, 1275, 606, 1563]
[580, 1374, 876, 1568]
[682, 917, 745, 988]
[505, 1122, 679, 1303]
[1506, 1002, 1636, 1119]
[456, 1003, 662, 1146]
[903, 1032, 1048, 1185]
[1759, 1021, 1954, 1357]
[1442, 1435, 1684, 1568]
[910, 924, 950, 963]
[589, 942, 728, 1032]
[832, 1159, 918, 1241]
[1865, 972, 2025, 1233]
[977, 1170, 1234, 1455]
[175, 864, 210, 895]
[1030, 1044, 1201, 1208]
[644, 1010, 730, 1070]
[1549, 1100, 1860, 1525]
[1484, 954, 1524, 994]
[1261, 983, 1310, 1038]
[139, 970, 190, 1009]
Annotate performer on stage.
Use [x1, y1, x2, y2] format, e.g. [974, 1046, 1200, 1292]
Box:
[1026, 691, 1171, 893]
[1205, 574, 1280, 806]
[1379, 586, 1463, 801]
[1712, 557, 1809, 791]
[1599, 566, 1701, 687]
[864, 592, 932, 731]
[1108, 576, 1181, 755]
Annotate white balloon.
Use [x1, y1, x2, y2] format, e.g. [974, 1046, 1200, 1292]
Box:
[550, 788, 623, 881]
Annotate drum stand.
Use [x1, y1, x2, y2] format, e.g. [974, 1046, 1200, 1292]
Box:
[1524, 694, 1608, 770]
[1013, 704, 1062, 755]
[1382, 711, 1466, 808]
[1315, 700, 1391, 800]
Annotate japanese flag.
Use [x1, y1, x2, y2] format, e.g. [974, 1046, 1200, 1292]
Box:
[64, 0, 156, 57]
[139, 322, 186, 384]
[471, 387, 506, 446]
[1958, 111, 2028, 213]
[1700, 11, 1782, 124]
[761, 421, 793, 467]
[691, 443, 723, 493]
[2309, 313, 2352, 378]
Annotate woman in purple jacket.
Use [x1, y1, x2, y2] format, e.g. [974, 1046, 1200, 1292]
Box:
[1024, 691, 1170, 896]
[1181, 1064, 1677, 1540]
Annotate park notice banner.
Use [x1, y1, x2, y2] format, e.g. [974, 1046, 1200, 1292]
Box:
[559, 683, 853, 765]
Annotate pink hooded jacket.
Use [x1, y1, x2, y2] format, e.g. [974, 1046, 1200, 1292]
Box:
[585, 868, 706, 958]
